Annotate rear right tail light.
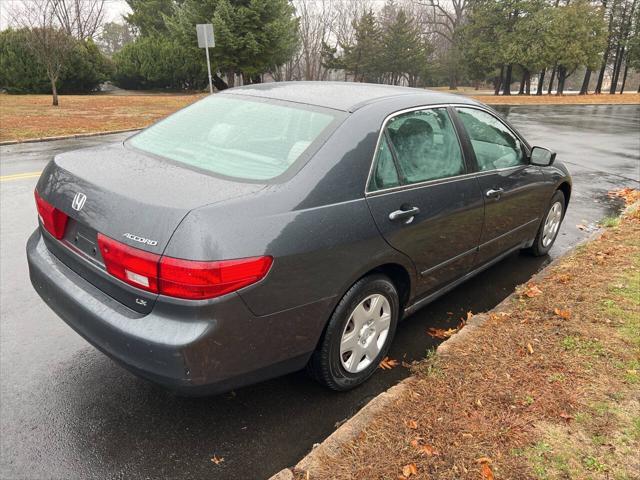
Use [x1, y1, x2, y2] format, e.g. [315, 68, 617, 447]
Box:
[97, 233, 272, 300]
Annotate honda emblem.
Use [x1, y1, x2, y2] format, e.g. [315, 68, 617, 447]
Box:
[72, 192, 86, 211]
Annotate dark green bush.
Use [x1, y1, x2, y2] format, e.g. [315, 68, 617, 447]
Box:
[0, 28, 112, 94]
[113, 36, 207, 90]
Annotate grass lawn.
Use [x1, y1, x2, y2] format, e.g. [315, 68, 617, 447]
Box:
[1, 90, 638, 143]
[301, 191, 640, 480]
[0, 94, 201, 142]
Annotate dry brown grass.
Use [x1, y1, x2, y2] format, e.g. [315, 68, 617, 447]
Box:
[1, 90, 637, 142]
[299, 200, 640, 479]
[0, 94, 202, 142]
[469, 93, 640, 105]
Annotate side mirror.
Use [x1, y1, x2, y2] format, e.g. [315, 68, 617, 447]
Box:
[530, 146, 556, 166]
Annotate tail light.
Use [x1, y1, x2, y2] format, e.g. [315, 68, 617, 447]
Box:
[97, 233, 272, 300]
[34, 189, 68, 239]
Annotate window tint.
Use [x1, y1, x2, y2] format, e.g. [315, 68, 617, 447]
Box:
[128, 95, 338, 181]
[455, 107, 525, 171]
[369, 134, 400, 190]
[386, 108, 464, 185]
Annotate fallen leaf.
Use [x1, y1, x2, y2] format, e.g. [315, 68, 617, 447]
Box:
[481, 462, 495, 480]
[523, 283, 543, 298]
[379, 357, 399, 370]
[476, 457, 492, 464]
[427, 327, 457, 339]
[608, 187, 640, 205]
[418, 444, 439, 456]
[405, 419, 418, 429]
[576, 224, 587, 230]
[210, 455, 224, 465]
[560, 412, 573, 421]
[527, 343, 534, 355]
[554, 307, 571, 319]
[402, 463, 418, 477]
[466, 311, 474, 321]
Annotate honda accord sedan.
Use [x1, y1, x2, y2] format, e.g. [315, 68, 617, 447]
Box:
[27, 82, 571, 395]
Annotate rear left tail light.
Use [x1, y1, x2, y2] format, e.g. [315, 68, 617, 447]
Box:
[97, 233, 272, 300]
[34, 189, 68, 239]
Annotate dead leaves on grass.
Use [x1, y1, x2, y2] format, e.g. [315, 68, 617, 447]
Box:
[522, 283, 543, 298]
[427, 327, 458, 339]
[400, 462, 418, 478]
[379, 357, 400, 370]
[477, 458, 494, 480]
[608, 187, 640, 205]
[554, 307, 571, 319]
[409, 438, 440, 456]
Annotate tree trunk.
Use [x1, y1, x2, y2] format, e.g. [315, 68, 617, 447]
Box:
[212, 73, 229, 91]
[619, 58, 629, 94]
[547, 64, 557, 94]
[594, 58, 607, 94]
[50, 77, 59, 106]
[579, 69, 591, 95]
[494, 65, 504, 95]
[518, 70, 526, 95]
[536, 68, 546, 95]
[503, 64, 512, 95]
[226, 71, 235, 88]
[609, 45, 625, 94]
[525, 74, 531, 95]
[556, 66, 567, 95]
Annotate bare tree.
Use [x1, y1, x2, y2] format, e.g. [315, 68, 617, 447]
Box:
[9, 0, 75, 106]
[416, 0, 468, 89]
[51, 0, 106, 40]
[294, 0, 337, 81]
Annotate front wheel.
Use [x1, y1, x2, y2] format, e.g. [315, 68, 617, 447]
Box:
[307, 274, 399, 391]
[527, 190, 565, 256]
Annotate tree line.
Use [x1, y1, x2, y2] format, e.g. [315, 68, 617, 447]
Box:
[1, 0, 638, 105]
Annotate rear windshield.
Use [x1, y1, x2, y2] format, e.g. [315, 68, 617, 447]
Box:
[128, 95, 339, 181]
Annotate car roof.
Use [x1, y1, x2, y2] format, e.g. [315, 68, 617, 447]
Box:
[221, 81, 480, 113]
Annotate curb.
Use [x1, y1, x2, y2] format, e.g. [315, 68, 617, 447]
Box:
[0, 128, 140, 146]
[269, 232, 604, 480]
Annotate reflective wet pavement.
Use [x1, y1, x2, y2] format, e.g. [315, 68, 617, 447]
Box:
[1, 104, 638, 479]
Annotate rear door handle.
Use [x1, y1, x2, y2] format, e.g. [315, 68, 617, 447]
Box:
[388, 206, 420, 222]
[485, 188, 504, 199]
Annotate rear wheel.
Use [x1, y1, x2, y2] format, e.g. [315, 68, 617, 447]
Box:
[308, 274, 399, 391]
[527, 190, 565, 256]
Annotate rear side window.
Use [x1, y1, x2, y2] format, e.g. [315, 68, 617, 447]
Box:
[455, 107, 525, 171]
[386, 108, 464, 185]
[128, 95, 339, 181]
[369, 135, 401, 190]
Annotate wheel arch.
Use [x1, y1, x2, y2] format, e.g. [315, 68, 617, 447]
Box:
[557, 181, 571, 207]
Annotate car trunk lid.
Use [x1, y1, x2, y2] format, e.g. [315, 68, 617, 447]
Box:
[36, 141, 265, 313]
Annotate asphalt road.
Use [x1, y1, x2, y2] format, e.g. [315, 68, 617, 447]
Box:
[1, 105, 638, 480]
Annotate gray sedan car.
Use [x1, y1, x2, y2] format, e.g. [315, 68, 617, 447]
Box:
[27, 82, 571, 395]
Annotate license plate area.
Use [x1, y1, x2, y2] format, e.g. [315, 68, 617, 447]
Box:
[63, 219, 104, 265]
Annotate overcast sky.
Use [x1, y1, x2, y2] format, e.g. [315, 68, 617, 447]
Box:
[0, 0, 132, 30]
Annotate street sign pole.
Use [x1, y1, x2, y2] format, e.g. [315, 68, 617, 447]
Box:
[204, 34, 213, 94]
[196, 24, 215, 94]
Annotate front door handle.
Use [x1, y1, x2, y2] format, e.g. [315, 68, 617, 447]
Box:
[486, 188, 504, 199]
[388, 206, 420, 223]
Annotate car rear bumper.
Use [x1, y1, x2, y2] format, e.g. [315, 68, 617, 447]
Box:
[27, 230, 333, 395]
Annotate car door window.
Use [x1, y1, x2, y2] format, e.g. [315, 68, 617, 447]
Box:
[369, 134, 401, 191]
[386, 108, 464, 185]
[455, 107, 525, 171]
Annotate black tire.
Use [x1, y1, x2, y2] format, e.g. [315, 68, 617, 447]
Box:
[526, 189, 566, 256]
[307, 274, 400, 391]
